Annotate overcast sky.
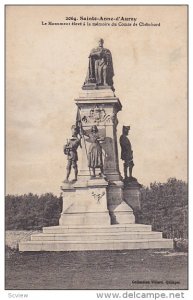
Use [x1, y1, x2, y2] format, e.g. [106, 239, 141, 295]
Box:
[6, 5, 187, 195]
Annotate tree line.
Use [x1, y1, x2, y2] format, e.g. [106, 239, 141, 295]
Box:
[137, 178, 188, 239]
[5, 193, 62, 230]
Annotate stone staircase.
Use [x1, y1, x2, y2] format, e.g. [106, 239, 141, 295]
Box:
[19, 224, 173, 251]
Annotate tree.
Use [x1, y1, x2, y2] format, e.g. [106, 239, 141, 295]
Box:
[137, 178, 188, 239]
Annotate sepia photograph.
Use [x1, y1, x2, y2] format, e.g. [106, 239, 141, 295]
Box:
[5, 4, 188, 292]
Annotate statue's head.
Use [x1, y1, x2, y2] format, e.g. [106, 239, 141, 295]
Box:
[98, 38, 104, 47]
[123, 125, 130, 135]
[91, 125, 98, 133]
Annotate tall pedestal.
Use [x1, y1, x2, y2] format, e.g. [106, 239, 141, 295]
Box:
[123, 181, 142, 211]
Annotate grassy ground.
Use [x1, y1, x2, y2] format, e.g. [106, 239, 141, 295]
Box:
[5, 231, 188, 290]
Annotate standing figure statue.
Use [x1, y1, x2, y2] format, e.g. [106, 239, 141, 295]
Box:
[85, 125, 104, 178]
[84, 38, 114, 88]
[119, 126, 135, 180]
[63, 125, 81, 182]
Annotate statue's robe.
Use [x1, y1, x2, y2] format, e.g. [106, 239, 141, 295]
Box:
[84, 47, 114, 86]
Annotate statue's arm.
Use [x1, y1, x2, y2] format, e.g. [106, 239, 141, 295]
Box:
[83, 130, 89, 137]
[119, 136, 124, 148]
[97, 134, 105, 142]
[78, 125, 88, 137]
[89, 48, 102, 58]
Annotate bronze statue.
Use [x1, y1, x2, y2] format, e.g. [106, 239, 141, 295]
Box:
[63, 125, 81, 182]
[85, 125, 104, 178]
[84, 38, 114, 88]
[119, 126, 135, 180]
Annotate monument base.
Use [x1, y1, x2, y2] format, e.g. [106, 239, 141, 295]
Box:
[59, 178, 111, 226]
[19, 178, 173, 252]
[123, 179, 142, 211]
[19, 224, 173, 251]
[82, 83, 114, 92]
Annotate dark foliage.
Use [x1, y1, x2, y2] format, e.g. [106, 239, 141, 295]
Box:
[5, 193, 62, 230]
[137, 178, 188, 240]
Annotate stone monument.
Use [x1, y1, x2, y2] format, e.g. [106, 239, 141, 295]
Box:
[19, 39, 173, 251]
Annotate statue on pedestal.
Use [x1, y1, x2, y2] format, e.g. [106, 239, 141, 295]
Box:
[85, 125, 105, 178]
[119, 126, 135, 181]
[83, 38, 114, 89]
[63, 125, 81, 182]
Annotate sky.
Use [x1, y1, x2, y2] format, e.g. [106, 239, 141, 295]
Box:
[6, 5, 187, 195]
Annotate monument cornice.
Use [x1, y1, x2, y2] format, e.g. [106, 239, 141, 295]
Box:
[74, 97, 122, 112]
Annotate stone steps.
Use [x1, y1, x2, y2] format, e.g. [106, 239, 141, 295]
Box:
[43, 224, 152, 234]
[19, 223, 173, 251]
[19, 238, 173, 252]
[31, 231, 162, 241]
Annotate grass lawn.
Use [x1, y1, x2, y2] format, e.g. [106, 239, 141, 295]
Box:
[5, 249, 187, 290]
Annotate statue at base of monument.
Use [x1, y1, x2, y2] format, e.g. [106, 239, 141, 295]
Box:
[85, 125, 105, 178]
[63, 125, 81, 183]
[83, 38, 114, 90]
[119, 126, 136, 181]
